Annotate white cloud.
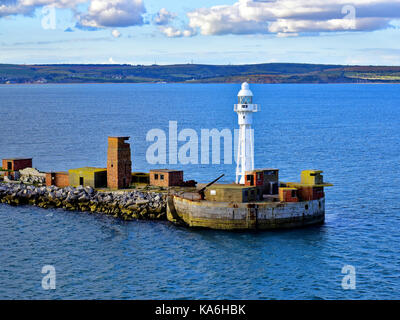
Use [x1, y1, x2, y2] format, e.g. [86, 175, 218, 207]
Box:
[0, 0, 146, 29]
[77, 0, 145, 28]
[159, 26, 196, 38]
[153, 8, 197, 38]
[276, 32, 298, 38]
[2, 0, 400, 38]
[160, 26, 181, 37]
[182, 29, 196, 37]
[111, 29, 121, 37]
[154, 8, 175, 25]
[269, 17, 390, 33]
[155, 7, 196, 38]
[184, 0, 400, 36]
[0, 0, 86, 17]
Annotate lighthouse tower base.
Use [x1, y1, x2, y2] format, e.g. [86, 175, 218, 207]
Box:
[234, 82, 259, 184]
[167, 196, 325, 230]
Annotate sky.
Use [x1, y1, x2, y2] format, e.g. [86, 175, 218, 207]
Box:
[0, 0, 400, 65]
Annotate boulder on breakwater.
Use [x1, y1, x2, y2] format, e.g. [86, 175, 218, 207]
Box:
[0, 183, 167, 221]
[19, 168, 46, 185]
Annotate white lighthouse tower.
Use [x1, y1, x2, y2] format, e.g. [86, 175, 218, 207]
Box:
[235, 82, 259, 184]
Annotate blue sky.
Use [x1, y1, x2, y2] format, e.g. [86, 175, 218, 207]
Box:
[0, 0, 400, 65]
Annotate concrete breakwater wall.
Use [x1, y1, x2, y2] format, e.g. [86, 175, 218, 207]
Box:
[0, 183, 167, 220]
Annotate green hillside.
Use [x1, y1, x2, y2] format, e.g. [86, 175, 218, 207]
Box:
[1, 63, 400, 84]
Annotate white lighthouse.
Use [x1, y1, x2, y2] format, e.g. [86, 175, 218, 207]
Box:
[235, 82, 259, 184]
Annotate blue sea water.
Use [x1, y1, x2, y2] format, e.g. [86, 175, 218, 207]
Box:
[0, 83, 399, 300]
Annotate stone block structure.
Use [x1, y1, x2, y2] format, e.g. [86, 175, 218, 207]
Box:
[107, 137, 132, 189]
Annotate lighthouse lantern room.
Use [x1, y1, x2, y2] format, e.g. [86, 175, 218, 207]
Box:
[235, 82, 259, 184]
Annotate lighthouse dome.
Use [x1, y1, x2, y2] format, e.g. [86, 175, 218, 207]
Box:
[238, 82, 253, 97]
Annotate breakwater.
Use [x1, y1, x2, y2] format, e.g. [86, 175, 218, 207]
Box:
[0, 183, 167, 220]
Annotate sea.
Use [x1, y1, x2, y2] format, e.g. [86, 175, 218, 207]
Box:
[0, 83, 399, 299]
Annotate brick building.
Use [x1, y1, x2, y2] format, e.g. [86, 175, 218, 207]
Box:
[244, 170, 265, 187]
[279, 187, 299, 202]
[2, 158, 32, 171]
[244, 168, 279, 195]
[107, 137, 132, 189]
[150, 169, 183, 187]
[46, 172, 70, 188]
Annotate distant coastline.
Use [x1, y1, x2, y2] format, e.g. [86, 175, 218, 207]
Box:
[1, 62, 400, 84]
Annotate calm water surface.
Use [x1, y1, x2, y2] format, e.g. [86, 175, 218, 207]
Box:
[0, 83, 399, 299]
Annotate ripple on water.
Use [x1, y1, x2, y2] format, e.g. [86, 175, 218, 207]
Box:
[1, 84, 400, 299]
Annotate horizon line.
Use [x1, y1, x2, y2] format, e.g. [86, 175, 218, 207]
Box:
[1, 62, 400, 67]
